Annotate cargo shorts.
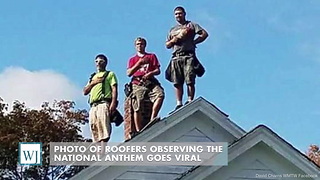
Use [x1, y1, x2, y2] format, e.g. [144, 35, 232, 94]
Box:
[131, 83, 165, 112]
[167, 53, 197, 85]
[89, 102, 111, 142]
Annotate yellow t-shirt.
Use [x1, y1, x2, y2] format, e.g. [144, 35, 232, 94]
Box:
[89, 71, 117, 104]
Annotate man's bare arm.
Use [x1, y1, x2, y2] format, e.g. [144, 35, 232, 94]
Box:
[127, 58, 148, 77]
[166, 36, 179, 49]
[127, 63, 141, 77]
[142, 68, 160, 81]
[83, 77, 103, 95]
[194, 29, 209, 45]
[109, 84, 118, 113]
[147, 68, 160, 76]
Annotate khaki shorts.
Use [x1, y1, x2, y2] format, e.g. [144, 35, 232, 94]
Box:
[89, 102, 111, 142]
[169, 54, 197, 85]
[131, 83, 164, 112]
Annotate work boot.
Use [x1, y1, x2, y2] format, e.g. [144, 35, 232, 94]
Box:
[169, 104, 183, 114]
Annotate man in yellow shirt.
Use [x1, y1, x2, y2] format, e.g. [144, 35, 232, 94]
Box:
[83, 54, 118, 142]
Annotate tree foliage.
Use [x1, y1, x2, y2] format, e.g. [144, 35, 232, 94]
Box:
[306, 144, 320, 167]
[0, 99, 89, 179]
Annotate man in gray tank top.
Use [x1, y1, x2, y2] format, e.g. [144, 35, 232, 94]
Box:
[165, 6, 209, 113]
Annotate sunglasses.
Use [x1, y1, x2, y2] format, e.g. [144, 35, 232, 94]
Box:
[95, 60, 105, 63]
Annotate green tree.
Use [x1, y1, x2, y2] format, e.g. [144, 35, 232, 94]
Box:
[306, 144, 320, 166]
[0, 99, 89, 179]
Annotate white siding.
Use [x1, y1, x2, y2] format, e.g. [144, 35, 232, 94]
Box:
[70, 98, 246, 180]
[174, 128, 215, 142]
[204, 142, 309, 180]
[151, 111, 237, 144]
[87, 111, 234, 180]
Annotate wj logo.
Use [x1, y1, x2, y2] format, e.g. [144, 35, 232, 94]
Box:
[19, 142, 42, 165]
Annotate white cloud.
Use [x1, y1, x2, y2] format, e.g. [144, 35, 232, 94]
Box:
[0, 67, 82, 109]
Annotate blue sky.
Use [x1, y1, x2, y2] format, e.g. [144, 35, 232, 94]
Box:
[0, 1, 319, 152]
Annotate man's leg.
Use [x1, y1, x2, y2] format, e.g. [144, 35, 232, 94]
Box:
[99, 140, 108, 155]
[96, 103, 111, 142]
[169, 57, 184, 112]
[89, 107, 99, 142]
[150, 96, 164, 121]
[185, 55, 197, 104]
[139, 95, 163, 132]
[174, 83, 183, 109]
[132, 84, 145, 132]
[133, 111, 143, 132]
[186, 83, 195, 103]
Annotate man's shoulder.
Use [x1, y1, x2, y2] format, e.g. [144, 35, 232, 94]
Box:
[107, 71, 116, 76]
[170, 24, 180, 30]
[146, 53, 159, 61]
[129, 54, 139, 61]
[169, 23, 182, 33]
[145, 52, 157, 56]
[96, 71, 116, 78]
[187, 21, 200, 27]
[188, 21, 204, 30]
[104, 71, 117, 84]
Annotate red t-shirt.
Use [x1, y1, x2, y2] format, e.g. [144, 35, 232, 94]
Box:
[127, 53, 160, 84]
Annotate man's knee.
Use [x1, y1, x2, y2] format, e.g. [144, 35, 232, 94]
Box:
[158, 95, 164, 101]
[100, 137, 110, 142]
[153, 95, 164, 104]
[186, 82, 195, 87]
[174, 83, 183, 88]
[131, 88, 146, 112]
[151, 85, 165, 101]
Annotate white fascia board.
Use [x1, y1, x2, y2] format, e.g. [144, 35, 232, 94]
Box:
[181, 126, 320, 180]
[198, 100, 246, 138]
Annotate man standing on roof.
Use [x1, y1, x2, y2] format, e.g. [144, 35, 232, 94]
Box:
[83, 54, 118, 142]
[127, 37, 165, 133]
[166, 6, 208, 113]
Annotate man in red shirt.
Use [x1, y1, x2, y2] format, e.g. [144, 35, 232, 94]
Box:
[127, 37, 165, 133]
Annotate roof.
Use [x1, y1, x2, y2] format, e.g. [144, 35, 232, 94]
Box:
[71, 97, 245, 179]
[71, 97, 319, 180]
[127, 96, 245, 143]
[179, 125, 320, 179]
